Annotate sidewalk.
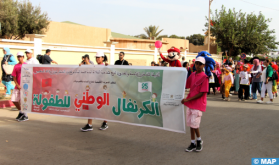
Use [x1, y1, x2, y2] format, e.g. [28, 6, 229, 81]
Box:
[0, 93, 279, 165]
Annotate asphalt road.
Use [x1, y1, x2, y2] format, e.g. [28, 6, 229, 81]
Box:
[1, 93, 279, 165]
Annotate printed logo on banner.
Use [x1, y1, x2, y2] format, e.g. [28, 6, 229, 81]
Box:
[138, 82, 152, 93]
[252, 158, 278, 165]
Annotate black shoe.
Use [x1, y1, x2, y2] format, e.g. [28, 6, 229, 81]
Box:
[196, 140, 203, 152]
[18, 115, 29, 122]
[16, 112, 24, 121]
[80, 124, 93, 132]
[99, 121, 108, 130]
[185, 143, 196, 152]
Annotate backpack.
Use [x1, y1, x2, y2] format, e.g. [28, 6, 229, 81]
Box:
[36, 54, 44, 64]
[271, 71, 278, 81]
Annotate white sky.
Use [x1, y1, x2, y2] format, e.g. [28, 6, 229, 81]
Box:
[30, 0, 279, 47]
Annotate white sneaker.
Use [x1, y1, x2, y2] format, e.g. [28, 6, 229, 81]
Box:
[229, 94, 232, 96]
[266, 101, 273, 104]
[257, 100, 264, 104]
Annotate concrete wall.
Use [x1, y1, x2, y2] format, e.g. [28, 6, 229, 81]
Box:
[109, 38, 169, 52]
[35, 21, 111, 47]
[189, 43, 217, 54]
[161, 38, 189, 50]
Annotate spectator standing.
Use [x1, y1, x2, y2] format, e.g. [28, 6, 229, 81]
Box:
[114, 52, 129, 65]
[42, 49, 58, 64]
[181, 57, 186, 66]
[25, 49, 39, 64]
[251, 59, 262, 100]
[1, 47, 17, 97]
[257, 59, 273, 104]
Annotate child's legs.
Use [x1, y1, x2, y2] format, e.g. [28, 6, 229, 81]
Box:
[11, 89, 21, 110]
[225, 83, 231, 98]
[190, 128, 201, 140]
[88, 119, 93, 125]
[13, 102, 21, 111]
[238, 85, 244, 99]
[244, 85, 250, 99]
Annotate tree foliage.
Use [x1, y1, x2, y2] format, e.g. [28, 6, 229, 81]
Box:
[142, 25, 163, 40]
[0, 0, 50, 39]
[186, 34, 205, 45]
[0, 0, 19, 39]
[206, 5, 279, 56]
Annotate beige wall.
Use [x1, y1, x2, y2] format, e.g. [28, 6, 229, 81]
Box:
[189, 43, 217, 54]
[37, 21, 111, 47]
[110, 38, 169, 51]
[161, 38, 189, 50]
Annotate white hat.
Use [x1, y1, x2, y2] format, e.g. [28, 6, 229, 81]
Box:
[17, 52, 24, 56]
[195, 57, 205, 64]
[95, 51, 105, 57]
[25, 49, 33, 53]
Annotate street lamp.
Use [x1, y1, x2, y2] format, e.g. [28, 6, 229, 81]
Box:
[208, 0, 213, 53]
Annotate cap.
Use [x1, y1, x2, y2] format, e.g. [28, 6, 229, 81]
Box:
[95, 51, 105, 57]
[195, 57, 205, 64]
[17, 52, 24, 56]
[243, 64, 249, 68]
[25, 49, 33, 53]
[167, 47, 180, 53]
[226, 66, 232, 72]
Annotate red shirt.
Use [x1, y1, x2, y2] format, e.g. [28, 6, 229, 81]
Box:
[184, 72, 209, 112]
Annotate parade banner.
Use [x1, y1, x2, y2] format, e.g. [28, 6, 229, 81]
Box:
[21, 65, 187, 133]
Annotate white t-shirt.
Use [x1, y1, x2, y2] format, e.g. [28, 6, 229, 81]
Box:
[26, 57, 39, 64]
[209, 73, 215, 83]
[240, 71, 251, 85]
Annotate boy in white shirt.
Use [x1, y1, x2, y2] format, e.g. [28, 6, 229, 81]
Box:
[25, 49, 39, 64]
[238, 64, 252, 101]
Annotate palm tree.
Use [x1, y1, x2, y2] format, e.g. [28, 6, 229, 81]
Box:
[143, 25, 164, 40]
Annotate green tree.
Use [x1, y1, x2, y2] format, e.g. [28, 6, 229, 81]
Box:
[0, 0, 50, 39]
[168, 34, 185, 39]
[143, 25, 163, 40]
[0, 0, 19, 39]
[16, 0, 50, 39]
[206, 5, 278, 57]
[186, 34, 205, 45]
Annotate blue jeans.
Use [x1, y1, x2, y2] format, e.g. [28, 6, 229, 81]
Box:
[2, 80, 15, 95]
[252, 82, 262, 99]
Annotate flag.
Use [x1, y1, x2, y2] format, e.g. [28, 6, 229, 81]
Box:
[210, 20, 215, 26]
[138, 82, 152, 93]
[83, 105, 89, 110]
[42, 78, 52, 88]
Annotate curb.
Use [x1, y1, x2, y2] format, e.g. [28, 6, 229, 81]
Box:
[0, 100, 15, 108]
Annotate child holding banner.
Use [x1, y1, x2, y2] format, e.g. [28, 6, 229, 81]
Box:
[11, 52, 28, 121]
[80, 52, 109, 132]
[181, 56, 209, 152]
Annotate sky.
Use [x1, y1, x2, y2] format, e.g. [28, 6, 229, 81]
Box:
[29, 0, 279, 45]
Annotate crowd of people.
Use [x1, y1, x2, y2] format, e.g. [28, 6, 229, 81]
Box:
[2, 47, 279, 152]
[1, 48, 132, 130]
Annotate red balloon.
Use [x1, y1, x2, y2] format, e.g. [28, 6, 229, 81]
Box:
[155, 41, 162, 48]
